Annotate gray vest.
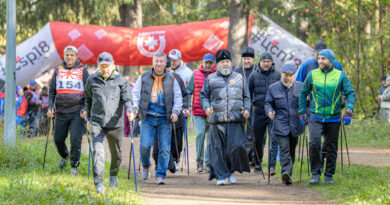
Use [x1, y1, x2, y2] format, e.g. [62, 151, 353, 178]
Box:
[208, 71, 245, 124]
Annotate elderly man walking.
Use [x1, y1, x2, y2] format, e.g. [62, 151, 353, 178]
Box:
[265, 62, 303, 185]
[132, 52, 183, 185]
[84, 52, 133, 193]
[200, 49, 251, 186]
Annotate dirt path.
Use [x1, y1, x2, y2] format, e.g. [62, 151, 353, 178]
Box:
[82, 137, 338, 205]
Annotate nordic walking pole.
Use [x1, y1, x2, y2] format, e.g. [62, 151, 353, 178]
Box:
[128, 122, 133, 179]
[298, 133, 305, 182]
[340, 121, 344, 172]
[130, 120, 138, 192]
[247, 119, 266, 182]
[172, 122, 180, 169]
[342, 121, 351, 165]
[267, 121, 273, 185]
[297, 132, 302, 162]
[87, 129, 92, 178]
[43, 118, 53, 169]
[183, 115, 190, 175]
[305, 127, 310, 176]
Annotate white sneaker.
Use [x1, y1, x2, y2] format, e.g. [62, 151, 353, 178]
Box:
[228, 174, 237, 184]
[174, 161, 179, 171]
[70, 167, 78, 175]
[216, 179, 226, 186]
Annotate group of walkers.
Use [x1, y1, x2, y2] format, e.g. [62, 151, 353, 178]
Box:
[22, 40, 362, 193]
[0, 78, 50, 137]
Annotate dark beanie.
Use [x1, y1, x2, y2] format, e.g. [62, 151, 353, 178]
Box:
[259, 52, 273, 61]
[216, 49, 232, 63]
[165, 56, 171, 68]
[241, 47, 255, 58]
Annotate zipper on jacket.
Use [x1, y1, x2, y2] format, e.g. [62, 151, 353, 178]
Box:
[323, 69, 328, 122]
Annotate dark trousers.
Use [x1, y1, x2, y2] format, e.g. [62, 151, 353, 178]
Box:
[26, 110, 39, 138]
[54, 111, 84, 168]
[309, 119, 340, 177]
[91, 125, 122, 185]
[276, 133, 298, 176]
[252, 114, 278, 168]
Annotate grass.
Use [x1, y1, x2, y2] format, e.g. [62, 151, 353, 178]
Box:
[0, 135, 142, 205]
[344, 118, 390, 147]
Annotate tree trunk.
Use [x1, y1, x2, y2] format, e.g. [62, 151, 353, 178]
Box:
[227, 0, 249, 68]
[116, 0, 142, 79]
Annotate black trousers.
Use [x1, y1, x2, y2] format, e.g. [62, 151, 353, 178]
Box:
[309, 119, 340, 177]
[91, 125, 123, 185]
[54, 111, 84, 168]
[276, 133, 298, 176]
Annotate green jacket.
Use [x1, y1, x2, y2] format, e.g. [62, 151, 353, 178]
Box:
[299, 67, 355, 121]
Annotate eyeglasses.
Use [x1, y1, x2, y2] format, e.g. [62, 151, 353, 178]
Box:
[98, 57, 112, 62]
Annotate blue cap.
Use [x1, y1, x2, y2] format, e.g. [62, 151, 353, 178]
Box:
[281, 63, 297, 74]
[318, 49, 335, 63]
[29, 80, 37, 86]
[202, 53, 215, 62]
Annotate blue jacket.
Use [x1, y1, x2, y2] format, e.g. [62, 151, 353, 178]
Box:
[264, 81, 303, 137]
[296, 58, 343, 82]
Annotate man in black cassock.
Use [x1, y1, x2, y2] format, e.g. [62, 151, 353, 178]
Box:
[200, 49, 251, 186]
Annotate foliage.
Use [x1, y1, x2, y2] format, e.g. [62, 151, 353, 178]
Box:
[345, 118, 390, 147]
[0, 136, 141, 204]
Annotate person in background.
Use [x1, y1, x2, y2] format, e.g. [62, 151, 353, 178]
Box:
[25, 80, 42, 138]
[376, 75, 388, 102]
[16, 86, 28, 136]
[378, 76, 390, 124]
[39, 86, 50, 136]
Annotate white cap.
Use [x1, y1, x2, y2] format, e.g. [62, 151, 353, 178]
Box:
[168, 49, 182, 60]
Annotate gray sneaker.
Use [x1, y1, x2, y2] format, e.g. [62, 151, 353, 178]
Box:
[58, 157, 69, 169]
[70, 167, 78, 175]
[309, 175, 321, 185]
[96, 183, 105, 193]
[109, 176, 118, 188]
[197, 162, 204, 173]
[324, 176, 335, 185]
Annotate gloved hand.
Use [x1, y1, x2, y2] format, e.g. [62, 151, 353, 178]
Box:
[300, 114, 308, 126]
[343, 110, 352, 125]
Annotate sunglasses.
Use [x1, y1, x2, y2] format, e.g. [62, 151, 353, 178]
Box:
[98, 57, 112, 62]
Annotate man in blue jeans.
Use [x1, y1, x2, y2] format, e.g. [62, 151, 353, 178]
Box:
[186, 53, 216, 173]
[131, 52, 183, 185]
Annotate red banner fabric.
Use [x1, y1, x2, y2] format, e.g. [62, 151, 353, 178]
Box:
[50, 18, 233, 66]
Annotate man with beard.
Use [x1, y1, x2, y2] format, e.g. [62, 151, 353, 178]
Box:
[200, 49, 251, 185]
[299, 49, 355, 185]
[48, 46, 89, 175]
[186, 53, 216, 173]
[248, 52, 281, 174]
[265, 62, 303, 185]
[234, 47, 255, 165]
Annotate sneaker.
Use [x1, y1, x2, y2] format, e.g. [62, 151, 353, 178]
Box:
[309, 175, 321, 185]
[174, 161, 179, 171]
[96, 183, 105, 193]
[216, 179, 226, 186]
[197, 162, 204, 173]
[270, 168, 276, 176]
[156, 177, 166, 185]
[254, 165, 262, 173]
[228, 174, 237, 184]
[70, 167, 78, 175]
[324, 176, 335, 185]
[142, 168, 150, 180]
[109, 176, 118, 188]
[282, 172, 293, 185]
[58, 157, 69, 169]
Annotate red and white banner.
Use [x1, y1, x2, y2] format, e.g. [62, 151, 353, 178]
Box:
[0, 15, 312, 85]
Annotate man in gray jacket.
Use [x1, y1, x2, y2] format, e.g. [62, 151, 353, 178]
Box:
[200, 49, 251, 186]
[84, 52, 133, 193]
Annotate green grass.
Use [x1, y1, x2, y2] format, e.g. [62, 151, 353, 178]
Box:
[0, 136, 142, 205]
[267, 153, 390, 204]
[344, 118, 390, 147]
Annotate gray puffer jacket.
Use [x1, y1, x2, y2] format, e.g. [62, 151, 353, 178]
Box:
[200, 70, 251, 124]
[85, 70, 132, 128]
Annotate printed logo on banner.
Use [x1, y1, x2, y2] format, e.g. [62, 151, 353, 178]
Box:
[137, 31, 166, 57]
[68, 29, 81, 41]
[94, 29, 107, 40]
[203, 34, 224, 53]
[77, 44, 94, 61]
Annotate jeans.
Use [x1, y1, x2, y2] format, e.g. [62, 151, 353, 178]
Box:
[193, 115, 210, 165]
[54, 111, 84, 167]
[252, 114, 279, 168]
[91, 125, 122, 185]
[140, 115, 172, 178]
[309, 118, 340, 177]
